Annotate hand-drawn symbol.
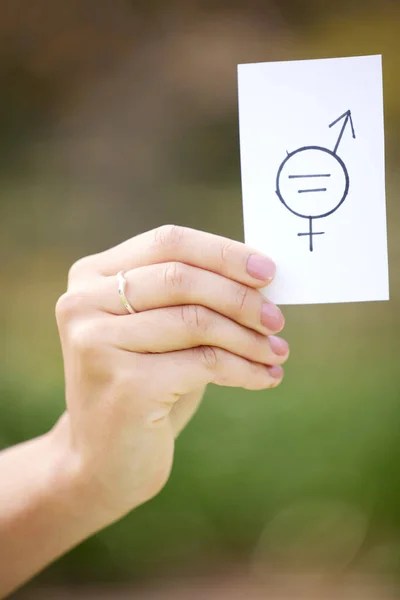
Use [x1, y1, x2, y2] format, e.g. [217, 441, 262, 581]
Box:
[275, 110, 356, 251]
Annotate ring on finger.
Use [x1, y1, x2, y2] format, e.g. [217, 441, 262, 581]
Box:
[117, 270, 136, 314]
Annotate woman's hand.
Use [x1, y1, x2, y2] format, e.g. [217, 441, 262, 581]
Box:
[54, 225, 289, 520]
[0, 224, 290, 596]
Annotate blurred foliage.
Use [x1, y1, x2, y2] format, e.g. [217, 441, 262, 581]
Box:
[1, 0, 400, 592]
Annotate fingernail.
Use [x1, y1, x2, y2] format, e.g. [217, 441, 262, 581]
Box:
[247, 254, 276, 281]
[269, 335, 289, 356]
[268, 365, 284, 380]
[261, 303, 284, 332]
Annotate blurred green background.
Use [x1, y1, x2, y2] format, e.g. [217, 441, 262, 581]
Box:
[1, 0, 400, 596]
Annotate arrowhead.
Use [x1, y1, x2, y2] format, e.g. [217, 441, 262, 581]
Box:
[329, 110, 351, 129]
[329, 109, 356, 154]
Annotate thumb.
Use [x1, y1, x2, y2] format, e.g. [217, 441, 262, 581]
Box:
[170, 387, 206, 438]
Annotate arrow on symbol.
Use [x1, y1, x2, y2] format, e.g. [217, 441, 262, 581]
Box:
[329, 110, 356, 155]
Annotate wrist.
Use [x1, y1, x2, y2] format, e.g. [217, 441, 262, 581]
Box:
[47, 413, 124, 531]
[0, 417, 121, 596]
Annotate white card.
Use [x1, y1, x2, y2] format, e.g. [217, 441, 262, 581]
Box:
[238, 55, 389, 305]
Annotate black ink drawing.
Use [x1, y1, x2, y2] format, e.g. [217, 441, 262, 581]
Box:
[275, 110, 356, 251]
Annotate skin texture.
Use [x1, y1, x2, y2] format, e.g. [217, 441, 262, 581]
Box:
[0, 225, 289, 596]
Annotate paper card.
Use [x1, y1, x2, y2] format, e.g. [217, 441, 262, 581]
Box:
[238, 55, 389, 305]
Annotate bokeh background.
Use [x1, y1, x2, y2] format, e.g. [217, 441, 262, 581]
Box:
[1, 0, 400, 598]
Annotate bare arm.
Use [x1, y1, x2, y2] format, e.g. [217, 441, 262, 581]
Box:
[0, 389, 207, 596]
[0, 417, 112, 596]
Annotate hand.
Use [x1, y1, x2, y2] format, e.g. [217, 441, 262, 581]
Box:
[54, 225, 289, 520]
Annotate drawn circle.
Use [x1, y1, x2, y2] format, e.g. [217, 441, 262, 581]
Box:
[276, 146, 349, 220]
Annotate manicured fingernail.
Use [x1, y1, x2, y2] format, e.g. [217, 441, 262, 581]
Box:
[261, 303, 284, 332]
[268, 365, 284, 380]
[269, 335, 289, 356]
[247, 254, 276, 281]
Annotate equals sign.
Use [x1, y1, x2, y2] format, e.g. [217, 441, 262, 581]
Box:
[288, 173, 331, 194]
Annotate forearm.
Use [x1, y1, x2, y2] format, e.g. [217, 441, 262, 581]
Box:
[0, 386, 206, 597]
[0, 416, 111, 597]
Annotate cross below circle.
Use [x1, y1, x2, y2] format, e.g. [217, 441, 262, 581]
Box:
[297, 217, 325, 252]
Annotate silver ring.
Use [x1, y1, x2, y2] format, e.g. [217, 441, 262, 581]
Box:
[117, 271, 135, 314]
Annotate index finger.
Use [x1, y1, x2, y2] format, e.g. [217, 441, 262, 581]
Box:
[92, 225, 276, 288]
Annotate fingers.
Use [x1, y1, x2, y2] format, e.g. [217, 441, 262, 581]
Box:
[142, 347, 284, 395]
[123, 349, 283, 428]
[94, 262, 284, 335]
[70, 225, 276, 289]
[105, 305, 289, 366]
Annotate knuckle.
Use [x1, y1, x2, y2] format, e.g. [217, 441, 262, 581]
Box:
[163, 262, 186, 291]
[67, 257, 91, 284]
[55, 291, 85, 326]
[153, 224, 185, 249]
[100, 361, 144, 403]
[197, 345, 219, 371]
[234, 283, 251, 314]
[111, 368, 138, 400]
[68, 321, 102, 359]
[180, 305, 210, 335]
